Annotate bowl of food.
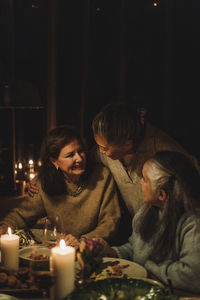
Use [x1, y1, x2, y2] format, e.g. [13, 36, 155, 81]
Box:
[19, 246, 50, 270]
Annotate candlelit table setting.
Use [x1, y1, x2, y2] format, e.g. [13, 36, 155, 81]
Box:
[0, 227, 45, 299]
[1, 229, 199, 300]
[0, 226, 75, 300]
[0, 228, 150, 300]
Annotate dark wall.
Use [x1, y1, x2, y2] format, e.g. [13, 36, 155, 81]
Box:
[1, 0, 200, 164]
[56, 0, 83, 127]
[55, 0, 200, 161]
[56, 0, 167, 144]
[169, 1, 200, 159]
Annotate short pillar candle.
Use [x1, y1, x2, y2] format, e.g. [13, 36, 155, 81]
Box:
[0, 227, 19, 271]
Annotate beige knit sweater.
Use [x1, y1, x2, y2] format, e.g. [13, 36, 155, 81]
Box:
[0, 164, 121, 243]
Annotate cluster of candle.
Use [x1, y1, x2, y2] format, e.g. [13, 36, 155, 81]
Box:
[15, 159, 38, 181]
[0, 228, 75, 298]
[28, 159, 35, 180]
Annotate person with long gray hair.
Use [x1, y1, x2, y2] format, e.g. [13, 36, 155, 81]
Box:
[94, 150, 200, 293]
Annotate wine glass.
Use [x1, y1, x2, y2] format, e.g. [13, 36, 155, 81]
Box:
[43, 217, 59, 248]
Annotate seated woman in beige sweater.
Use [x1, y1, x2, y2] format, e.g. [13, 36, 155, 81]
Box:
[0, 125, 121, 246]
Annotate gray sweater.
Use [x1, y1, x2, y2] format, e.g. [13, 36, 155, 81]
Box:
[114, 207, 200, 293]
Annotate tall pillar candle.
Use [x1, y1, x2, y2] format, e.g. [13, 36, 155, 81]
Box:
[50, 240, 75, 300]
[0, 227, 19, 270]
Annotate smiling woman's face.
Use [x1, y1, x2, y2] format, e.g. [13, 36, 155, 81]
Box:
[51, 138, 86, 182]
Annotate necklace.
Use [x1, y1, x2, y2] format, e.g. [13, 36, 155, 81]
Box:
[65, 180, 85, 197]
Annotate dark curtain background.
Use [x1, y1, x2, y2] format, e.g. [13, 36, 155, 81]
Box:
[0, 0, 200, 193]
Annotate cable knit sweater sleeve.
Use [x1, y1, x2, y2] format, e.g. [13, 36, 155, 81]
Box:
[145, 215, 200, 293]
[0, 191, 46, 230]
[113, 207, 200, 294]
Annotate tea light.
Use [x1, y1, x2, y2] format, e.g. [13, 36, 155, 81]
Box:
[18, 162, 23, 169]
[28, 159, 34, 173]
[0, 227, 19, 270]
[50, 239, 75, 300]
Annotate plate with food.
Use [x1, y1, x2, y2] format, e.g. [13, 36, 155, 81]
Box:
[84, 257, 147, 282]
[19, 246, 50, 270]
[0, 265, 51, 298]
[82, 257, 165, 289]
[0, 265, 41, 297]
[98, 257, 147, 279]
[76, 238, 147, 282]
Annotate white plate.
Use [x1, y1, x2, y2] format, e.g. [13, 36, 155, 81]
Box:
[19, 245, 50, 270]
[19, 245, 50, 261]
[0, 294, 20, 300]
[103, 257, 147, 279]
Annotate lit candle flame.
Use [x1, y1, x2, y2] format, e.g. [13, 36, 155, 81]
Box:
[59, 239, 67, 249]
[29, 173, 35, 180]
[8, 227, 12, 237]
[53, 226, 57, 236]
[29, 159, 34, 165]
[18, 163, 22, 169]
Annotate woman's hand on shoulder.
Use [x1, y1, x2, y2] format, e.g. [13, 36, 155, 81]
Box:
[27, 176, 39, 197]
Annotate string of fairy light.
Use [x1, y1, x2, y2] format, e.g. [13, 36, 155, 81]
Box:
[15, 159, 42, 181]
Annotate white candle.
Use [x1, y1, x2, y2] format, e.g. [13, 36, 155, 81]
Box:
[0, 227, 19, 271]
[50, 240, 75, 300]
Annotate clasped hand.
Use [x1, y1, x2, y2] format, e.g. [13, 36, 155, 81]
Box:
[64, 235, 117, 258]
